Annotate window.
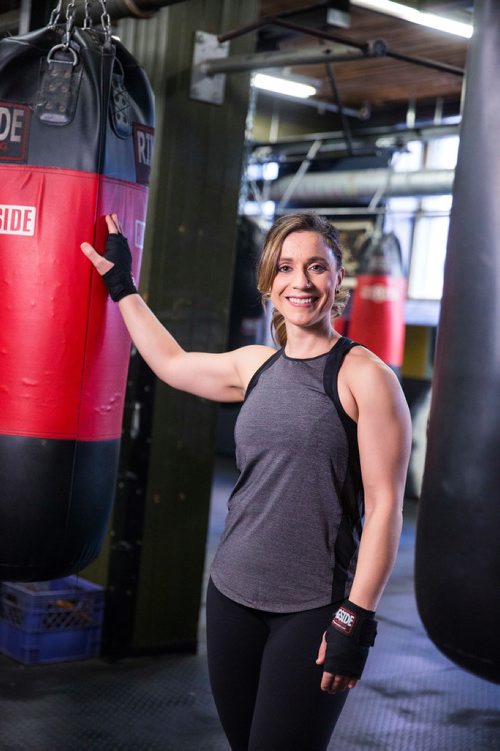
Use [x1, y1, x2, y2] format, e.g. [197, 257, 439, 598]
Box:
[386, 135, 459, 300]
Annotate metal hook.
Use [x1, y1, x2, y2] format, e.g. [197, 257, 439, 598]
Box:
[47, 43, 79, 67]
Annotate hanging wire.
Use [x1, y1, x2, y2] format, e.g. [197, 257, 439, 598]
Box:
[83, 0, 93, 29]
[325, 62, 355, 158]
[63, 2, 76, 47]
[97, 0, 113, 46]
[48, 1, 113, 50]
[48, 1, 65, 27]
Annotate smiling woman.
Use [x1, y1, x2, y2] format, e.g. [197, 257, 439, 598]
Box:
[81, 210, 411, 751]
[257, 213, 350, 352]
[271, 233, 339, 336]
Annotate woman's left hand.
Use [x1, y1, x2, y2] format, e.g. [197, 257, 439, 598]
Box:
[316, 633, 358, 693]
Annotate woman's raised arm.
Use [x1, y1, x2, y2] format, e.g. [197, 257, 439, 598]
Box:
[81, 214, 274, 403]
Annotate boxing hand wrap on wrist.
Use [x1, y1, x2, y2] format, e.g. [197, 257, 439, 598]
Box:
[324, 600, 378, 679]
[101, 233, 137, 302]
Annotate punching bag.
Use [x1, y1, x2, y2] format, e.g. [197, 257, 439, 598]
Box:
[415, 0, 500, 684]
[0, 6, 154, 580]
[348, 231, 406, 369]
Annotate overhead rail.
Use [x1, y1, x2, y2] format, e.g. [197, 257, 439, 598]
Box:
[38, 0, 185, 23]
[217, 15, 465, 78]
[269, 168, 455, 203]
[198, 40, 386, 76]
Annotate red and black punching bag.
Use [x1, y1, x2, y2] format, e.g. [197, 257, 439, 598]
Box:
[0, 9, 154, 580]
[348, 231, 406, 370]
[415, 0, 500, 684]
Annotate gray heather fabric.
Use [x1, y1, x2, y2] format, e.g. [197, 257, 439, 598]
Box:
[210, 348, 360, 612]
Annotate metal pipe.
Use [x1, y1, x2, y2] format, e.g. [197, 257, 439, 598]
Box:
[275, 206, 453, 217]
[255, 88, 370, 121]
[269, 168, 455, 203]
[252, 122, 461, 150]
[277, 139, 323, 210]
[325, 61, 354, 155]
[387, 49, 464, 77]
[57, 0, 186, 22]
[111, 0, 188, 18]
[218, 15, 371, 53]
[218, 15, 464, 78]
[199, 45, 372, 76]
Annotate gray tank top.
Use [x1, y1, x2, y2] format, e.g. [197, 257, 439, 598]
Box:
[210, 337, 364, 612]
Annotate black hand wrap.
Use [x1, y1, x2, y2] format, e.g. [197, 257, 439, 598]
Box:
[324, 600, 378, 679]
[101, 233, 137, 302]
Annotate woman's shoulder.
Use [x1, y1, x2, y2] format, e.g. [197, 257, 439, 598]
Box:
[335, 342, 409, 424]
[235, 344, 279, 372]
[233, 345, 280, 391]
[344, 341, 390, 368]
[341, 342, 402, 392]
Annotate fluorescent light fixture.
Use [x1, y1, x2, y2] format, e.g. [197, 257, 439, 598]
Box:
[351, 0, 473, 39]
[244, 200, 276, 218]
[253, 73, 317, 99]
[262, 162, 280, 181]
[248, 162, 280, 182]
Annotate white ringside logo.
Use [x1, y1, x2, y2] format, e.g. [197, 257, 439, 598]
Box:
[0, 205, 36, 236]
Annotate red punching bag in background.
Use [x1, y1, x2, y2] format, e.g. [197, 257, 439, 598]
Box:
[0, 6, 155, 580]
[348, 231, 406, 370]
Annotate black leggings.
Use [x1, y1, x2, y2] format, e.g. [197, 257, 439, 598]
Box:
[206, 579, 349, 751]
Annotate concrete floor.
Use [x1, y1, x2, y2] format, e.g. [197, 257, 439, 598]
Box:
[0, 456, 499, 750]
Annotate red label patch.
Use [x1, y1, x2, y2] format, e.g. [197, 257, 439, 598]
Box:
[0, 102, 30, 162]
[332, 606, 357, 635]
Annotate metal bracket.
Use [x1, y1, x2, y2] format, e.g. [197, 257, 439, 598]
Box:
[190, 30, 230, 105]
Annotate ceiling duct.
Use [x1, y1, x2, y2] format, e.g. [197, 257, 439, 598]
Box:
[54, 0, 186, 22]
[269, 168, 455, 204]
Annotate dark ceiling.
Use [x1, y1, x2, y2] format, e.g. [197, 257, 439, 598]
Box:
[255, 1, 470, 130]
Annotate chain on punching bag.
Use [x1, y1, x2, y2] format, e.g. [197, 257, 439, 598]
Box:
[348, 231, 406, 370]
[0, 1, 155, 580]
[415, 0, 500, 684]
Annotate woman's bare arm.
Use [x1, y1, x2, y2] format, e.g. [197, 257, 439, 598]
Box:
[81, 215, 274, 402]
[318, 348, 412, 692]
[347, 352, 411, 609]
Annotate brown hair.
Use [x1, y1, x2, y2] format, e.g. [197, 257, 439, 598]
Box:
[256, 212, 350, 347]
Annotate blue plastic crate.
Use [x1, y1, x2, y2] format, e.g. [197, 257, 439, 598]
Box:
[0, 576, 104, 665]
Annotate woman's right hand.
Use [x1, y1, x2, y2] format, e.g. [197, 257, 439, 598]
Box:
[81, 213, 137, 301]
[80, 213, 121, 276]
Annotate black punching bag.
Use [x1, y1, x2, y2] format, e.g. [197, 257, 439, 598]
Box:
[0, 9, 154, 580]
[415, 0, 500, 683]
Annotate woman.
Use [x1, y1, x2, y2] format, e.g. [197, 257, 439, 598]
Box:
[81, 211, 411, 751]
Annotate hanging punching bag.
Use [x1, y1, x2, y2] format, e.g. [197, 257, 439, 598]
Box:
[348, 231, 406, 370]
[415, 0, 500, 684]
[0, 5, 154, 581]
